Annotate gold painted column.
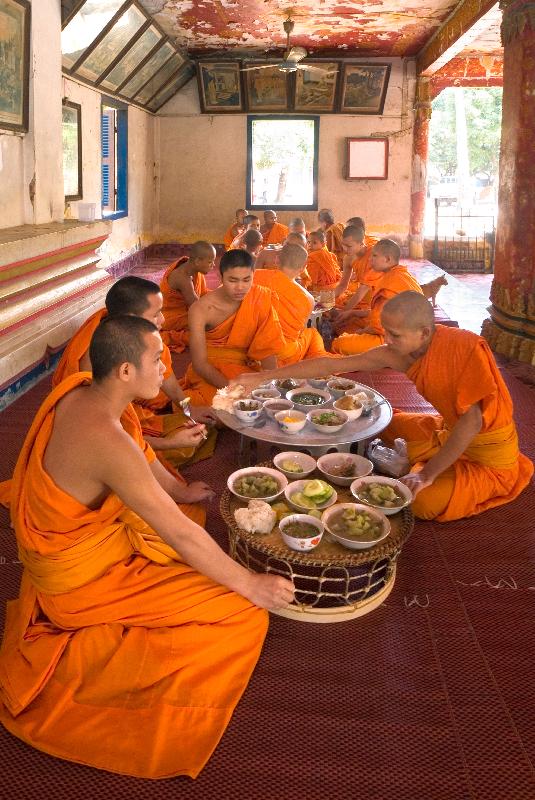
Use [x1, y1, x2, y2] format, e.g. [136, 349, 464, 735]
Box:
[409, 78, 433, 259]
[482, 0, 535, 364]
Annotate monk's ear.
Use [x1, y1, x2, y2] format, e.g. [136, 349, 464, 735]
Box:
[117, 361, 132, 382]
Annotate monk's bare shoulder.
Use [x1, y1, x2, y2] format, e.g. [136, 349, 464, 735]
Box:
[167, 262, 190, 292]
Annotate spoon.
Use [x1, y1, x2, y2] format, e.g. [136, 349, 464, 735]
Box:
[361, 398, 388, 418]
[179, 397, 208, 440]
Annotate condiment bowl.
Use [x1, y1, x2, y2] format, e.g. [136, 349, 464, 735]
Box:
[272, 378, 306, 393]
[316, 454, 374, 487]
[263, 398, 294, 418]
[350, 475, 412, 516]
[333, 396, 364, 422]
[273, 451, 316, 480]
[274, 409, 306, 434]
[326, 378, 358, 398]
[321, 503, 390, 550]
[228, 466, 287, 503]
[233, 398, 264, 424]
[286, 387, 331, 412]
[279, 514, 324, 552]
[345, 386, 377, 404]
[285, 479, 338, 511]
[306, 409, 349, 434]
[308, 375, 336, 389]
[252, 387, 281, 402]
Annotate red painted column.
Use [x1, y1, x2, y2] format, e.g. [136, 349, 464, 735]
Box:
[409, 78, 433, 258]
[482, 0, 535, 364]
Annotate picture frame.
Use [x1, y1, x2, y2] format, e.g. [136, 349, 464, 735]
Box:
[346, 137, 389, 180]
[197, 62, 244, 113]
[244, 64, 289, 112]
[339, 63, 391, 115]
[293, 62, 339, 113]
[0, 0, 30, 133]
[62, 100, 83, 200]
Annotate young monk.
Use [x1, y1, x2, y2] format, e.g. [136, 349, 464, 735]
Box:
[260, 209, 289, 246]
[334, 222, 379, 309]
[306, 229, 342, 291]
[318, 208, 345, 267]
[223, 208, 247, 250]
[332, 239, 423, 353]
[0, 315, 293, 780]
[159, 241, 215, 353]
[229, 214, 261, 249]
[254, 230, 308, 271]
[253, 243, 334, 366]
[288, 217, 307, 237]
[53, 276, 215, 472]
[180, 249, 285, 405]
[232, 291, 534, 523]
[240, 227, 264, 261]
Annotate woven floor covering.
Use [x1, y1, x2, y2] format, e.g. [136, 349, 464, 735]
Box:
[0, 361, 534, 800]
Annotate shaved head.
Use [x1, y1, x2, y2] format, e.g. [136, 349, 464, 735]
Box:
[285, 232, 307, 247]
[190, 241, 216, 260]
[343, 224, 365, 243]
[346, 216, 365, 229]
[382, 291, 435, 329]
[318, 208, 335, 226]
[242, 228, 263, 248]
[309, 229, 325, 244]
[279, 243, 308, 271]
[374, 238, 401, 264]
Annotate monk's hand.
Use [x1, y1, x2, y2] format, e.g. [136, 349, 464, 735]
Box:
[190, 406, 218, 425]
[165, 424, 207, 449]
[186, 481, 216, 503]
[399, 469, 434, 498]
[245, 574, 295, 610]
[229, 372, 266, 394]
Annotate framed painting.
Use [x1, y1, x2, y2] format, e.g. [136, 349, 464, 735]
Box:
[197, 62, 244, 113]
[346, 137, 389, 180]
[293, 62, 339, 113]
[0, 0, 30, 133]
[244, 65, 289, 112]
[62, 101, 83, 200]
[339, 63, 391, 115]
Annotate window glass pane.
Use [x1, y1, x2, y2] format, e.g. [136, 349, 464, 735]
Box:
[100, 24, 161, 90]
[62, 0, 124, 69]
[75, 5, 146, 82]
[134, 53, 183, 104]
[120, 42, 174, 98]
[62, 104, 81, 198]
[147, 66, 193, 111]
[249, 118, 316, 207]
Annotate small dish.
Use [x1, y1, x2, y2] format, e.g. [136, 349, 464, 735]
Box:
[233, 398, 264, 424]
[263, 398, 294, 418]
[252, 387, 281, 402]
[326, 378, 358, 398]
[284, 479, 338, 512]
[279, 514, 324, 552]
[345, 386, 377, 404]
[316, 454, 374, 487]
[350, 476, 412, 516]
[272, 378, 306, 393]
[306, 409, 349, 435]
[321, 503, 390, 550]
[308, 375, 336, 389]
[274, 409, 307, 434]
[286, 387, 331, 412]
[228, 466, 287, 503]
[273, 451, 316, 480]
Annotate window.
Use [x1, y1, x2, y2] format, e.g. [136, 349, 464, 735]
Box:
[62, 101, 82, 200]
[246, 116, 319, 211]
[101, 100, 128, 219]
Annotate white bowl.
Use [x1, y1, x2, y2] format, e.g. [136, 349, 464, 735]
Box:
[350, 475, 412, 516]
[345, 386, 377, 404]
[252, 387, 281, 402]
[279, 514, 324, 552]
[273, 451, 316, 480]
[228, 467, 287, 503]
[284, 479, 338, 512]
[272, 378, 306, 393]
[286, 387, 331, 412]
[263, 398, 294, 418]
[326, 378, 358, 398]
[316, 454, 374, 487]
[233, 398, 264, 424]
[321, 503, 390, 550]
[274, 409, 307, 434]
[332, 396, 364, 422]
[308, 375, 336, 389]
[306, 408, 349, 435]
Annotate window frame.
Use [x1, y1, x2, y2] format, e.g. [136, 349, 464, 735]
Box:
[246, 115, 320, 212]
[101, 96, 128, 221]
[62, 100, 83, 201]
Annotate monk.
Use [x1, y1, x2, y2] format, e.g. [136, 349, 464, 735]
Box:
[229, 214, 261, 249]
[332, 239, 423, 354]
[260, 210, 289, 246]
[232, 292, 533, 522]
[254, 243, 333, 366]
[160, 241, 215, 353]
[288, 217, 307, 237]
[254, 231, 308, 271]
[306, 229, 342, 291]
[223, 208, 247, 250]
[318, 208, 345, 267]
[240, 227, 264, 261]
[53, 276, 216, 471]
[181, 249, 285, 405]
[334, 221, 379, 309]
[0, 315, 294, 780]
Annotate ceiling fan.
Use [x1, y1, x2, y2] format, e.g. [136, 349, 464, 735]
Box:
[241, 18, 337, 75]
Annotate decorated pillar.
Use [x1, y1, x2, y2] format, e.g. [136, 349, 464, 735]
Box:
[409, 78, 433, 259]
[482, 0, 535, 364]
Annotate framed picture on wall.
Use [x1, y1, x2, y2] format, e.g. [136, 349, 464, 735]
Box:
[339, 63, 391, 115]
[0, 0, 30, 133]
[346, 137, 389, 180]
[293, 62, 339, 113]
[197, 62, 244, 112]
[62, 101, 83, 200]
[244, 65, 289, 112]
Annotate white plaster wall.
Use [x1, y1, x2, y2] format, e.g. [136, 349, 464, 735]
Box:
[157, 58, 416, 244]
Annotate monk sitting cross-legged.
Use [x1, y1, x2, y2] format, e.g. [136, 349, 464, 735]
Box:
[223, 207, 247, 250]
[333, 220, 379, 311]
[260, 209, 289, 246]
[233, 291, 533, 523]
[306, 229, 342, 291]
[180, 249, 285, 406]
[160, 241, 215, 353]
[0, 315, 294, 780]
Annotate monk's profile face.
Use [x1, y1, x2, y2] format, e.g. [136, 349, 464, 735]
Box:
[382, 311, 431, 356]
[221, 266, 254, 302]
[130, 331, 166, 400]
[140, 292, 165, 331]
[342, 235, 363, 258]
[371, 247, 392, 273]
[264, 211, 277, 227]
[194, 250, 216, 275]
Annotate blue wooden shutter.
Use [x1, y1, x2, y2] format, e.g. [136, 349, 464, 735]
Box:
[101, 110, 116, 213]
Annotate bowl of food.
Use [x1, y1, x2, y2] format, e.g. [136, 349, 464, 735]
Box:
[263, 398, 294, 418]
[251, 387, 281, 402]
[273, 451, 316, 480]
[307, 409, 349, 434]
[333, 395, 364, 422]
[350, 476, 412, 515]
[228, 467, 287, 503]
[326, 378, 358, 398]
[286, 387, 331, 412]
[279, 514, 324, 552]
[272, 378, 306, 393]
[316, 454, 374, 487]
[308, 375, 336, 389]
[345, 386, 377, 404]
[233, 398, 264, 424]
[285, 478, 337, 512]
[321, 503, 390, 550]
[274, 409, 307, 434]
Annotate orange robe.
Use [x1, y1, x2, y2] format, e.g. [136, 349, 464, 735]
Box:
[383, 326, 533, 521]
[261, 222, 289, 246]
[324, 222, 345, 267]
[332, 265, 423, 354]
[0, 373, 267, 779]
[160, 258, 209, 353]
[253, 270, 334, 365]
[335, 235, 379, 311]
[306, 247, 342, 290]
[223, 223, 243, 250]
[180, 285, 285, 405]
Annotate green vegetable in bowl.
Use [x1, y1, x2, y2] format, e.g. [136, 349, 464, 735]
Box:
[330, 507, 383, 540]
[281, 459, 304, 473]
[291, 479, 334, 508]
[234, 474, 279, 498]
[357, 482, 405, 508]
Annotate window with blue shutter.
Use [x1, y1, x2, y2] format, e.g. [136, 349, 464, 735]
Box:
[101, 99, 128, 220]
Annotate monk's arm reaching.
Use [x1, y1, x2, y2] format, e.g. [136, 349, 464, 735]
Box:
[161, 374, 217, 424]
[334, 256, 353, 298]
[188, 303, 230, 389]
[260, 355, 278, 371]
[343, 284, 370, 311]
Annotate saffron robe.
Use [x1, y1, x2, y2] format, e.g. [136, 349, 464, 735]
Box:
[180, 285, 285, 405]
[335, 235, 379, 309]
[261, 222, 289, 246]
[384, 326, 534, 521]
[160, 257, 209, 353]
[253, 270, 333, 365]
[324, 222, 345, 267]
[0, 373, 267, 779]
[223, 223, 243, 250]
[306, 247, 342, 290]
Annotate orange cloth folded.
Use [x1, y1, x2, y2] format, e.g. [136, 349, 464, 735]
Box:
[160, 257, 208, 353]
[262, 222, 289, 246]
[306, 247, 342, 290]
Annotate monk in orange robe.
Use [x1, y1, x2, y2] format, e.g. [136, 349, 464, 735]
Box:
[239, 228, 263, 261]
[229, 214, 261, 249]
[0, 317, 294, 780]
[260, 210, 289, 246]
[181, 249, 285, 406]
[332, 239, 423, 354]
[234, 291, 533, 522]
[306, 229, 342, 290]
[160, 241, 215, 353]
[253, 243, 334, 366]
[334, 222, 379, 310]
[53, 276, 216, 469]
[223, 208, 247, 249]
[318, 208, 345, 267]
